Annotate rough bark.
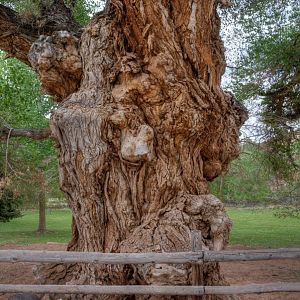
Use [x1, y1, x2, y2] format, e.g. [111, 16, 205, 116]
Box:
[0, 4, 37, 65]
[29, 31, 82, 100]
[1, 1, 247, 299]
[0, 0, 81, 65]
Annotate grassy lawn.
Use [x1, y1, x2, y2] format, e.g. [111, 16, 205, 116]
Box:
[0, 208, 299, 247]
[0, 210, 71, 245]
[227, 208, 300, 248]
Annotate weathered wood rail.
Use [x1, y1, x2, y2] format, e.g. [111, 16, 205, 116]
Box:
[0, 248, 299, 264]
[0, 230, 299, 296]
[0, 283, 300, 296]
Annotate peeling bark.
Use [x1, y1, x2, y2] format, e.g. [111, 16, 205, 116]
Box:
[3, 0, 247, 299]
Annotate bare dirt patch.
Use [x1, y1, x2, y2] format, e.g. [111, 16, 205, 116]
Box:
[0, 244, 299, 300]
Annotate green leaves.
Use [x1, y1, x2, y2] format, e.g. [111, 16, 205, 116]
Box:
[0, 52, 54, 167]
[67, 0, 106, 25]
[0, 53, 47, 127]
[0, 52, 60, 208]
[210, 143, 273, 203]
[223, 0, 300, 177]
[0, 187, 22, 222]
[0, 0, 40, 15]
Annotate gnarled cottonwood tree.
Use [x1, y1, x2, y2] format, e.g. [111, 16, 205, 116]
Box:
[0, 0, 247, 299]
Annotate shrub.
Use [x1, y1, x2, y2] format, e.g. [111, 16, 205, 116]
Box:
[0, 188, 22, 222]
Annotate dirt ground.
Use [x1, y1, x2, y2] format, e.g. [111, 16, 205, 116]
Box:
[0, 243, 299, 300]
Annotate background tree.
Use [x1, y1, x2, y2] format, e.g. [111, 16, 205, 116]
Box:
[0, 179, 22, 222]
[214, 0, 300, 216]
[210, 140, 300, 207]
[210, 142, 272, 204]
[0, 51, 59, 231]
[221, 0, 300, 177]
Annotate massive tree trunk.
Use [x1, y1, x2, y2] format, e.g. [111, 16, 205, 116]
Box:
[1, 0, 247, 299]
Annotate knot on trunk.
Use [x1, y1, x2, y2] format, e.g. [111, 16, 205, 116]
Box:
[108, 109, 155, 164]
[120, 125, 154, 163]
[29, 31, 82, 100]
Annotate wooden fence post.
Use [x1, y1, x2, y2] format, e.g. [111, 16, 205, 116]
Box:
[191, 230, 204, 300]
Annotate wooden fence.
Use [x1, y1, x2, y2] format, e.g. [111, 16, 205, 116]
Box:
[0, 231, 300, 297]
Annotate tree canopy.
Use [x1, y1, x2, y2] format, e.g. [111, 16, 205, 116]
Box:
[221, 0, 300, 177]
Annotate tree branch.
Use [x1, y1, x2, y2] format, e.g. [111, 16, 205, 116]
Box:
[0, 127, 51, 141]
[217, 0, 233, 9]
[0, 1, 82, 65]
[0, 4, 38, 65]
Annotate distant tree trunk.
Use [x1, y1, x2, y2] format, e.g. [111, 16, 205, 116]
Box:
[37, 170, 46, 234]
[0, 0, 247, 299]
[219, 173, 225, 202]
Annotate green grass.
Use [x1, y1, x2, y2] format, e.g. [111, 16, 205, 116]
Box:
[0, 208, 299, 247]
[0, 210, 71, 245]
[227, 208, 300, 248]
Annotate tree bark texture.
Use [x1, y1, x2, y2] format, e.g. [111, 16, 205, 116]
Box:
[0, 1, 81, 65]
[1, 1, 247, 299]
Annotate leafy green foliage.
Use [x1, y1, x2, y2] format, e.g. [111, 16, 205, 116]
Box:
[0, 53, 50, 127]
[0, 52, 61, 208]
[221, 0, 300, 178]
[210, 142, 300, 205]
[0, 187, 22, 222]
[274, 206, 300, 219]
[0, 0, 40, 15]
[0, 52, 54, 167]
[210, 143, 273, 204]
[66, 0, 106, 25]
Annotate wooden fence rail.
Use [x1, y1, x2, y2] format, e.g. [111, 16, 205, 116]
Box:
[1, 283, 300, 296]
[1, 230, 299, 296]
[0, 248, 299, 264]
